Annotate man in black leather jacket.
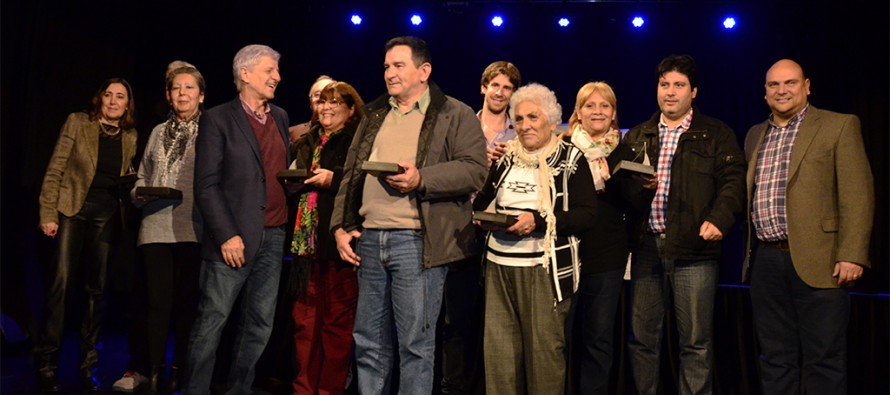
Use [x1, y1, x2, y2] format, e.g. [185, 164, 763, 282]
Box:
[622, 54, 745, 395]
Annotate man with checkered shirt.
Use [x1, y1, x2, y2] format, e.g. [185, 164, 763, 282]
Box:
[621, 54, 746, 395]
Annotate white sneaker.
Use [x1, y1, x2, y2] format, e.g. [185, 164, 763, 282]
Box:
[112, 371, 149, 393]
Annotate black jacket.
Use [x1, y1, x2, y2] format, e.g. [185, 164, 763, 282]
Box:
[621, 109, 746, 260]
[194, 98, 290, 263]
[473, 139, 597, 301]
[289, 122, 357, 261]
[567, 139, 636, 275]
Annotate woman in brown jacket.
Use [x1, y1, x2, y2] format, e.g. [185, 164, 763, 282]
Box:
[35, 78, 138, 392]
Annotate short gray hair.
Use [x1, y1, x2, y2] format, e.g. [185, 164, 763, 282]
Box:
[509, 83, 562, 126]
[232, 44, 281, 91]
[166, 60, 196, 77]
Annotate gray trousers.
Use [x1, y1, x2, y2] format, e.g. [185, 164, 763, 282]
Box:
[483, 262, 572, 395]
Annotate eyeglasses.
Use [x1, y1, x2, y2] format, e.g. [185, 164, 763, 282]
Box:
[318, 98, 344, 107]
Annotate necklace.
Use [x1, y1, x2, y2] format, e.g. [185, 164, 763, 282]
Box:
[99, 122, 121, 137]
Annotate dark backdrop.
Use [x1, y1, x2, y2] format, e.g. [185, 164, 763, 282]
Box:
[2, 0, 887, 389]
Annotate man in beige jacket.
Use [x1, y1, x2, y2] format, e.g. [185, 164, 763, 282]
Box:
[744, 59, 874, 395]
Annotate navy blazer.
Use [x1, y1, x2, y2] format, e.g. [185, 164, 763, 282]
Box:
[194, 97, 290, 263]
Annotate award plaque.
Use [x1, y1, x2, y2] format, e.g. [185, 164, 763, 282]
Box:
[361, 161, 405, 177]
[135, 186, 183, 200]
[612, 160, 655, 176]
[277, 169, 310, 181]
[474, 211, 519, 228]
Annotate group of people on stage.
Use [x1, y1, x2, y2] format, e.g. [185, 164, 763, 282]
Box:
[35, 35, 873, 395]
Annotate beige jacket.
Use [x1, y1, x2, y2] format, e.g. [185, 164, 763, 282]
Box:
[743, 106, 874, 288]
[39, 112, 137, 224]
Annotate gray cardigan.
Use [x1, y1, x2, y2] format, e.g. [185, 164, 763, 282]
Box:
[132, 121, 202, 245]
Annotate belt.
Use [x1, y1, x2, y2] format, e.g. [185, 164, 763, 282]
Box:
[760, 239, 790, 251]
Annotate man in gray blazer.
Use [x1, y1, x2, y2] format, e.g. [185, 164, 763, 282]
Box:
[744, 59, 874, 395]
[186, 44, 290, 394]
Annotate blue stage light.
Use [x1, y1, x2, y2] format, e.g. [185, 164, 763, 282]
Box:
[558, 17, 570, 27]
[491, 15, 504, 27]
[411, 14, 423, 26]
[723, 17, 736, 29]
[632, 16, 645, 28]
[350, 14, 362, 25]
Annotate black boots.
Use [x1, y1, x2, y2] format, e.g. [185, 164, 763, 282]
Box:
[79, 368, 101, 392]
[36, 369, 60, 393]
[167, 365, 182, 393]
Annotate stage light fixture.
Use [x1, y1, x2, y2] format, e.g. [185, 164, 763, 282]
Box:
[350, 14, 362, 25]
[632, 16, 645, 28]
[411, 14, 423, 26]
[723, 17, 736, 29]
[558, 17, 570, 27]
[491, 15, 504, 27]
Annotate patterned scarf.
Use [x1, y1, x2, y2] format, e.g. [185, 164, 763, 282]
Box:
[153, 112, 200, 187]
[570, 125, 619, 192]
[292, 129, 341, 256]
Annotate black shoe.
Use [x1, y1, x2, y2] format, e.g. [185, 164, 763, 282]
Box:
[149, 366, 161, 392]
[168, 365, 181, 393]
[36, 370, 61, 393]
[79, 368, 100, 392]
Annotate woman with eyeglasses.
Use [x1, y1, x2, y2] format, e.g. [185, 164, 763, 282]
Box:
[289, 81, 365, 395]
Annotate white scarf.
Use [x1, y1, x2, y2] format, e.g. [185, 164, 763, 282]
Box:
[570, 125, 619, 192]
[505, 136, 559, 265]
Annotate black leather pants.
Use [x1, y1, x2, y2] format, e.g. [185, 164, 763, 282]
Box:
[34, 194, 119, 373]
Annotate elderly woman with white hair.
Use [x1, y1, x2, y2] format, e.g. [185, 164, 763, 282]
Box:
[473, 83, 597, 394]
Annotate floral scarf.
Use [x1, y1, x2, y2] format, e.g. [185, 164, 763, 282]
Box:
[570, 125, 619, 192]
[292, 129, 340, 256]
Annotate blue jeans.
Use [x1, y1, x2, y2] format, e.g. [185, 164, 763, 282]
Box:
[184, 227, 285, 395]
[629, 234, 718, 395]
[750, 244, 849, 395]
[575, 269, 625, 395]
[352, 229, 447, 395]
